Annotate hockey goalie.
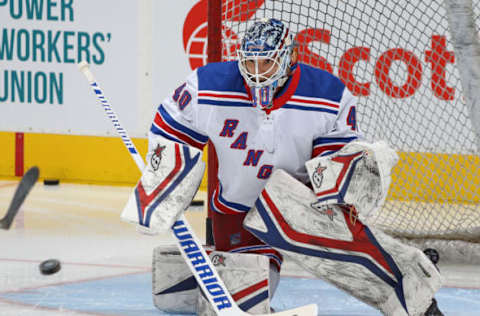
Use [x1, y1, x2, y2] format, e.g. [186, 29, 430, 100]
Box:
[121, 18, 444, 315]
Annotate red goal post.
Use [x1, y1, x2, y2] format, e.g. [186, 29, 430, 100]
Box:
[206, 0, 480, 262]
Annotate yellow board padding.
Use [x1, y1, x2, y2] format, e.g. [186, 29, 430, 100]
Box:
[390, 151, 480, 203]
[0, 132, 15, 177]
[23, 133, 148, 185]
[7, 132, 209, 190]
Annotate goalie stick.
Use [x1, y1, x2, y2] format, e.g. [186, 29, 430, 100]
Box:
[78, 61, 317, 316]
[0, 166, 39, 230]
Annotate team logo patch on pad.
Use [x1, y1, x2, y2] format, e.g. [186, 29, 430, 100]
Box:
[212, 254, 227, 267]
[150, 144, 166, 171]
[312, 163, 327, 188]
[311, 203, 337, 221]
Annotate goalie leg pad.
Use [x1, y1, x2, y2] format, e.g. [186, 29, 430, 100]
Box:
[121, 136, 205, 234]
[152, 245, 198, 314]
[197, 251, 271, 315]
[152, 246, 272, 315]
[244, 169, 442, 316]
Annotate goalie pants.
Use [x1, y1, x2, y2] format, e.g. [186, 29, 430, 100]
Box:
[212, 211, 283, 271]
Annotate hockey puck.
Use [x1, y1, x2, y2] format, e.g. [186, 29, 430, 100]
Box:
[190, 200, 204, 206]
[423, 248, 440, 265]
[43, 179, 60, 185]
[39, 259, 61, 275]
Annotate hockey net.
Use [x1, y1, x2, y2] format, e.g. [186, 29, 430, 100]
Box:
[208, 0, 480, 263]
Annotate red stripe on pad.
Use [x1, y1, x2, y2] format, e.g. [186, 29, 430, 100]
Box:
[237, 248, 283, 271]
[314, 151, 363, 197]
[232, 279, 268, 301]
[261, 189, 394, 275]
[312, 144, 345, 157]
[136, 143, 182, 220]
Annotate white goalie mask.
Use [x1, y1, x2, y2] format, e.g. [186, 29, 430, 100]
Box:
[237, 19, 294, 109]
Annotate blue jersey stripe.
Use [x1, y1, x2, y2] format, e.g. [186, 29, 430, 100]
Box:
[282, 104, 338, 114]
[158, 105, 209, 143]
[150, 124, 185, 145]
[230, 245, 273, 252]
[218, 182, 251, 211]
[198, 99, 254, 108]
[320, 150, 337, 156]
[313, 136, 358, 146]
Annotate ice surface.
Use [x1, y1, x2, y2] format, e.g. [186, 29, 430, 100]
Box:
[0, 181, 478, 315]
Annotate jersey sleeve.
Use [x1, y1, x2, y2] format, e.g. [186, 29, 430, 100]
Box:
[148, 70, 209, 152]
[312, 87, 364, 157]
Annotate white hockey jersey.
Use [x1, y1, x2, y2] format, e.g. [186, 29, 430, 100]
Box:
[149, 61, 362, 215]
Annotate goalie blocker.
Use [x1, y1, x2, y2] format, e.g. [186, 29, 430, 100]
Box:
[244, 142, 442, 316]
[121, 135, 205, 234]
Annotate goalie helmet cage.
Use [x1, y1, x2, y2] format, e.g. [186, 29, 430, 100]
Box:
[206, 0, 480, 263]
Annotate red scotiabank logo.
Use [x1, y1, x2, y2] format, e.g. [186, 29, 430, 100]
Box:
[183, 0, 455, 100]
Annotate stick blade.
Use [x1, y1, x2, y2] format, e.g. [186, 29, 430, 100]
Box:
[0, 166, 39, 229]
[260, 304, 318, 316]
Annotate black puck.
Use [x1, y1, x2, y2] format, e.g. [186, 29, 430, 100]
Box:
[190, 200, 204, 206]
[423, 248, 440, 265]
[43, 179, 60, 185]
[39, 259, 61, 275]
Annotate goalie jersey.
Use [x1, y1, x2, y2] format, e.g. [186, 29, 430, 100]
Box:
[150, 61, 361, 262]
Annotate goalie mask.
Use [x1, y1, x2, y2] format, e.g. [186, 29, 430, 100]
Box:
[238, 18, 294, 109]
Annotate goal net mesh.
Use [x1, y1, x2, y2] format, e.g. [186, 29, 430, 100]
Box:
[216, 0, 480, 246]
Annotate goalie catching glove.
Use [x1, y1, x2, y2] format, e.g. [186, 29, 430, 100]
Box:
[121, 136, 205, 234]
[305, 140, 398, 223]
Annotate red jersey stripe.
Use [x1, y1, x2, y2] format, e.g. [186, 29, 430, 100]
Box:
[154, 113, 204, 150]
